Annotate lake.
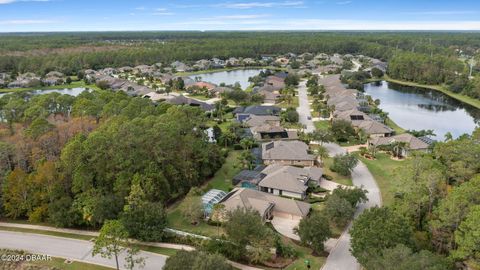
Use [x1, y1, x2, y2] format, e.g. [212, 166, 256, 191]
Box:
[188, 69, 263, 89]
[0, 87, 88, 97]
[364, 81, 480, 140]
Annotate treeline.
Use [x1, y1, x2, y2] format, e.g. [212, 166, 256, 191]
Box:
[2, 31, 479, 75]
[350, 129, 480, 269]
[387, 51, 465, 85]
[0, 91, 223, 228]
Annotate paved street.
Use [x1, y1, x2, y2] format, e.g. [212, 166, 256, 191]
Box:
[321, 144, 382, 270]
[297, 80, 315, 133]
[0, 231, 167, 270]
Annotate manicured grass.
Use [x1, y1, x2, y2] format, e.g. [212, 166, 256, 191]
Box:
[314, 120, 330, 131]
[356, 152, 409, 206]
[165, 206, 224, 238]
[277, 96, 299, 109]
[322, 157, 353, 186]
[283, 238, 326, 270]
[0, 226, 93, 241]
[29, 257, 113, 270]
[383, 75, 480, 110]
[206, 150, 242, 191]
[0, 226, 179, 257]
[385, 117, 406, 134]
[165, 150, 242, 237]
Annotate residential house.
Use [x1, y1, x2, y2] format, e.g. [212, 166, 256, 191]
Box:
[212, 86, 233, 96]
[232, 169, 267, 188]
[171, 61, 190, 72]
[265, 76, 285, 90]
[258, 164, 322, 199]
[187, 81, 217, 92]
[244, 115, 297, 141]
[233, 105, 281, 122]
[369, 133, 433, 156]
[261, 140, 316, 166]
[215, 188, 311, 222]
[166, 95, 215, 111]
[194, 59, 211, 70]
[42, 71, 65, 86]
[258, 89, 281, 104]
[226, 57, 240, 67]
[8, 72, 40, 88]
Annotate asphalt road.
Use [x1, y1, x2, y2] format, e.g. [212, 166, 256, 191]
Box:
[0, 231, 167, 270]
[297, 80, 315, 133]
[321, 144, 382, 270]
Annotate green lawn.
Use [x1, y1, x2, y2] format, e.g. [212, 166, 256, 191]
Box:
[283, 238, 326, 270]
[165, 150, 242, 237]
[356, 152, 409, 206]
[29, 257, 113, 270]
[0, 226, 179, 257]
[166, 206, 224, 238]
[385, 117, 406, 134]
[277, 96, 299, 109]
[206, 150, 242, 191]
[322, 157, 353, 186]
[314, 120, 330, 131]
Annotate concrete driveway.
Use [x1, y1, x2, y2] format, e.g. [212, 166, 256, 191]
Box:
[271, 217, 301, 241]
[0, 231, 167, 270]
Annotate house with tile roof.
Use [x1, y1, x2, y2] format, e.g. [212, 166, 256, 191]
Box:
[261, 140, 316, 166]
[216, 188, 311, 222]
[258, 164, 323, 199]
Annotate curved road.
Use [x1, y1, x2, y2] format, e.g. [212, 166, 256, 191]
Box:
[296, 81, 382, 270]
[0, 231, 167, 270]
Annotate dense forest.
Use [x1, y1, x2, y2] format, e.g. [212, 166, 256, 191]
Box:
[0, 31, 477, 75]
[0, 90, 223, 228]
[350, 129, 480, 269]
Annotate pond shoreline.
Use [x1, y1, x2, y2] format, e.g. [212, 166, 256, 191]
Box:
[0, 81, 100, 94]
[364, 80, 480, 139]
[368, 75, 480, 110]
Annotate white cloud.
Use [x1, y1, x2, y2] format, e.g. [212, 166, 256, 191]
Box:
[0, 0, 50, 4]
[336, 1, 352, 5]
[152, 12, 174, 16]
[0, 19, 53, 25]
[134, 6, 145, 10]
[402, 10, 479, 15]
[217, 1, 304, 9]
[155, 8, 167, 11]
[214, 14, 270, 19]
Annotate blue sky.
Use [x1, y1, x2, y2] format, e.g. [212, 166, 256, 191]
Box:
[1, 0, 480, 32]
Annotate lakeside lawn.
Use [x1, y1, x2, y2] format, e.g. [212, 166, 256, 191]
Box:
[355, 152, 409, 206]
[385, 117, 406, 134]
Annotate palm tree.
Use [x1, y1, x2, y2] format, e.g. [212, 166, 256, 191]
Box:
[391, 141, 408, 158]
[240, 138, 255, 150]
[316, 145, 329, 166]
[444, 132, 453, 142]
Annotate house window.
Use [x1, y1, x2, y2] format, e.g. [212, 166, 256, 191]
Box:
[279, 190, 283, 196]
